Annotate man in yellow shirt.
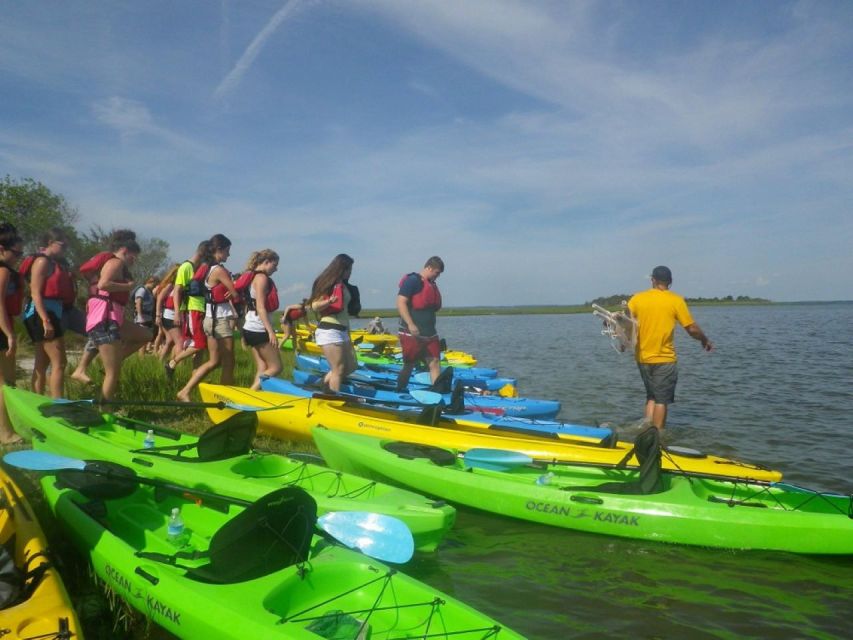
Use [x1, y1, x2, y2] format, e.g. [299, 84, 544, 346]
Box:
[627, 266, 713, 429]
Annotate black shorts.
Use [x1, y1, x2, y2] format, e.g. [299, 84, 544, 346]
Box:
[242, 329, 270, 347]
[24, 310, 64, 343]
[637, 362, 678, 405]
[0, 332, 9, 351]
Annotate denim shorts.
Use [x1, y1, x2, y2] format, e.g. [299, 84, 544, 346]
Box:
[637, 362, 678, 404]
[88, 320, 122, 346]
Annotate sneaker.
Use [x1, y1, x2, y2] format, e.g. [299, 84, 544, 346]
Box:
[164, 361, 175, 381]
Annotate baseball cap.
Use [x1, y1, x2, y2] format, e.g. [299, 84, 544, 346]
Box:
[651, 265, 672, 284]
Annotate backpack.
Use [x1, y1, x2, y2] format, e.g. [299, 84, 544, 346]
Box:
[186, 262, 209, 298]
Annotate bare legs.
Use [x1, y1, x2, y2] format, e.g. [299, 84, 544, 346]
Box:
[644, 399, 668, 429]
[0, 352, 22, 444]
[177, 336, 233, 402]
[250, 342, 282, 390]
[321, 341, 356, 392]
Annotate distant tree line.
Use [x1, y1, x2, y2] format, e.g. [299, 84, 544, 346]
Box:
[588, 294, 771, 307]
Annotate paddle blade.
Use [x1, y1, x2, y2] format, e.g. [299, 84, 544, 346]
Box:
[411, 372, 433, 386]
[409, 389, 443, 405]
[463, 448, 533, 471]
[356, 342, 375, 351]
[317, 511, 414, 564]
[4, 450, 87, 472]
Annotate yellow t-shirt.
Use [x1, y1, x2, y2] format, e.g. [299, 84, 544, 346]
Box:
[175, 261, 206, 313]
[627, 289, 694, 364]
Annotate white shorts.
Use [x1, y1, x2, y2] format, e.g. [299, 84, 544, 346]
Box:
[314, 327, 350, 346]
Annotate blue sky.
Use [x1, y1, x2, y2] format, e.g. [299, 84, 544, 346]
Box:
[2, 0, 851, 306]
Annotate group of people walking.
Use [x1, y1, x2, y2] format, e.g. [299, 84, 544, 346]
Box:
[0, 219, 450, 444]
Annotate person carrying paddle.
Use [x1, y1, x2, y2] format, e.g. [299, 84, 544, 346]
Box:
[395, 256, 444, 391]
[627, 265, 713, 429]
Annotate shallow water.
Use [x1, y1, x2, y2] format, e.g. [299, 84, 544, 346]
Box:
[390, 304, 853, 639]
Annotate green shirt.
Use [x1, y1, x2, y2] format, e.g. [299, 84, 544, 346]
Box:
[175, 261, 206, 313]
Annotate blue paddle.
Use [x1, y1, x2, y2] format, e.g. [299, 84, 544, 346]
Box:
[318, 511, 414, 565]
[3, 450, 414, 563]
[463, 448, 534, 471]
[408, 389, 443, 405]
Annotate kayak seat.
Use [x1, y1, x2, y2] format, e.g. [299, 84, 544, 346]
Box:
[186, 487, 317, 584]
[443, 381, 466, 415]
[132, 412, 258, 462]
[137, 487, 318, 584]
[415, 405, 442, 427]
[563, 427, 664, 496]
[56, 461, 139, 501]
[382, 441, 456, 466]
[428, 366, 454, 394]
[41, 402, 104, 428]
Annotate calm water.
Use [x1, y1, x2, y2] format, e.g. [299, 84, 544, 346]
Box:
[361, 304, 853, 639]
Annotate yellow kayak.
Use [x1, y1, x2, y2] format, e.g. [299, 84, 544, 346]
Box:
[0, 465, 84, 639]
[198, 384, 782, 482]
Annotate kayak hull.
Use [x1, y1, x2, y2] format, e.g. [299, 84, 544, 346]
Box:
[313, 428, 853, 555]
[0, 466, 84, 640]
[197, 384, 783, 482]
[42, 478, 523, 639]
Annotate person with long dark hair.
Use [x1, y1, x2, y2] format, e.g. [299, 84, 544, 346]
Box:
[176, 234, 237, 402]
[309, 253, 358, 392]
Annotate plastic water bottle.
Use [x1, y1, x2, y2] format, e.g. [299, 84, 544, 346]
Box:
[535, 472, 554, 486]
[143, 429, 155, 449]
[167, 507, 184, 542]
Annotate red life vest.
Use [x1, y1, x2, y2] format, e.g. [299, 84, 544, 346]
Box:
[233, 271, 280, 312]
[0, 263, 24, 317]
[399, 273, 442, 311]
[162, 283, 175, 310]
[18, 253, 75, 305]
[205, 264, 232, 304]
[79, 251, 130, 306]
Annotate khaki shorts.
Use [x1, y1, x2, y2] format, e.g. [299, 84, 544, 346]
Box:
[203, 316, 234, 339]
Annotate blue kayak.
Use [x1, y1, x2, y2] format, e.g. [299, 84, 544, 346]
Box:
[295, 354, 518, 393]
[289, 369, 561, 419]
[260, 376, 614, 444]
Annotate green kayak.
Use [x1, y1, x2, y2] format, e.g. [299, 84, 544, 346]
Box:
[40, 469, 524, 639]
[312, 427, 853, 555]
[3, 387, 454, 552]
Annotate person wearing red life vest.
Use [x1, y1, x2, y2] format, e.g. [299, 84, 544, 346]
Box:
[163, 239, 213, 380]
[177, 234, 238, 403]
[238, 249, 283, 390]
[84, 229, 152, 401]
[396, 256, 445, 391]
[0, 223, 25, 444]
[308, 253, 357, 392]
[21, 228, 75, 398]
[153, 263, 181, 364]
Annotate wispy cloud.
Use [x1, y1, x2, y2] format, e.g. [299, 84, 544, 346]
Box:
[91, 97, 214, 159]
[214, 0, 309, 100]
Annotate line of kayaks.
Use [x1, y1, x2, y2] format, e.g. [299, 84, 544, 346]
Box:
[260, 375, 612, 442]
[2, 386, 524, 639]
[198, 383, 783, 482]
